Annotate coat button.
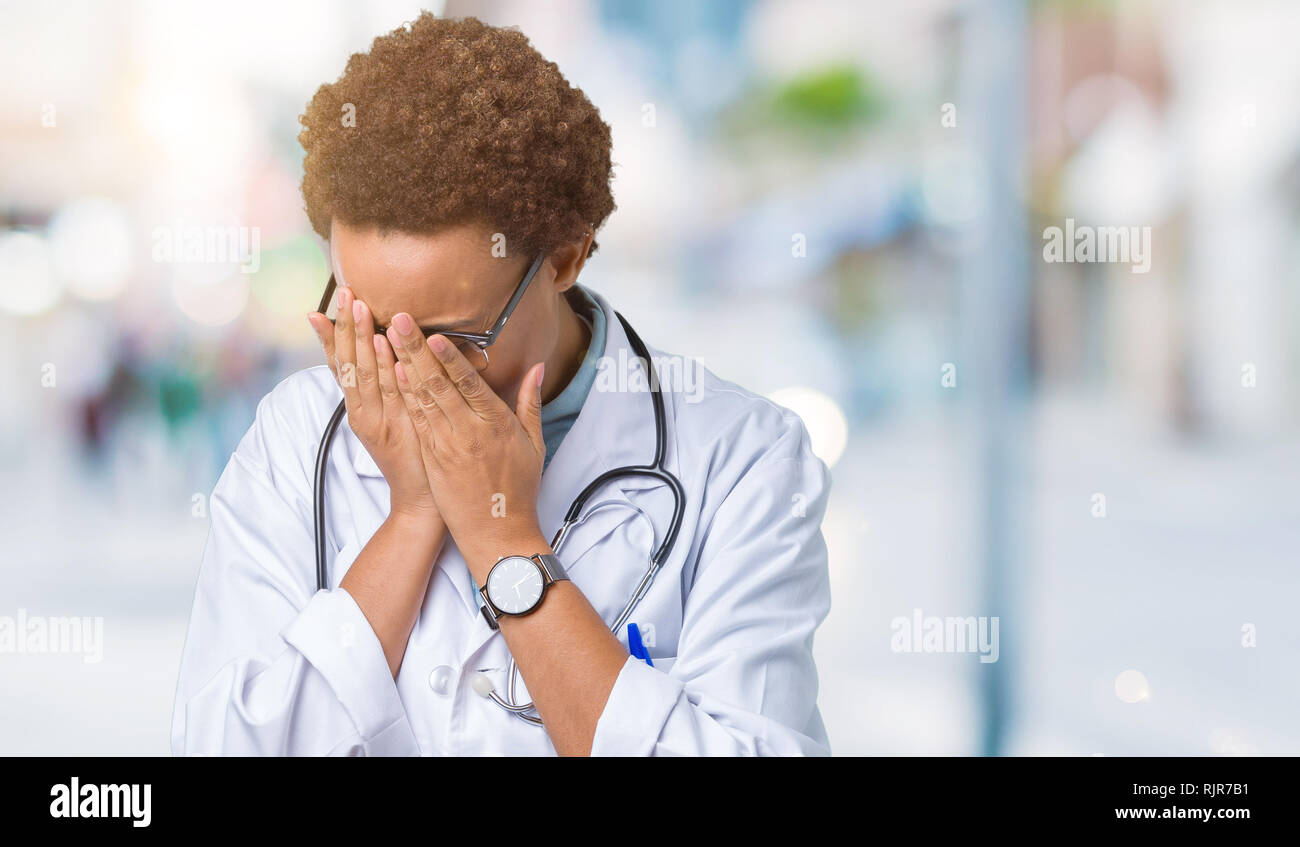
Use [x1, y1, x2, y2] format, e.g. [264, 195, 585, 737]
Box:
[428, 665, 454, 695]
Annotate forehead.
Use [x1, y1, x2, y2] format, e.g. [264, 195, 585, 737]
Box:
[329, 221, 529, 327]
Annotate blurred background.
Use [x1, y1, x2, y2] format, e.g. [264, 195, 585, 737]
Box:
[1, 0, 1297, 755]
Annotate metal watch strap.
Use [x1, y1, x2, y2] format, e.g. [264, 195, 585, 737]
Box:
[536, 553, 569, 585]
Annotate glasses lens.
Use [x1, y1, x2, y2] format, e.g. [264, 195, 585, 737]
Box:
[441, 336, 488, 368]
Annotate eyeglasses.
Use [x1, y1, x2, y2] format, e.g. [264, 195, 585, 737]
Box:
[318, 252, 547, 368]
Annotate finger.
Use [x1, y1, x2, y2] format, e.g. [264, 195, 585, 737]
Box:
[392, 359, 445, 482]
[350, 298, 382, 412]
[394, 358, 447, 441]
[516, 361, 546, 458]
[386, 313, 469, 425]
[334, 286, 362, 411]
[307, 312, 338, 381]
[427, 334, 501, 419]
[372, 333, 405, 419]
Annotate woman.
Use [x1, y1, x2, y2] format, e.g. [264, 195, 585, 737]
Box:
[171, 13, 832, 756]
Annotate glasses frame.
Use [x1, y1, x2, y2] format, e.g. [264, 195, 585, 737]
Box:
[318, 251, 548, 363]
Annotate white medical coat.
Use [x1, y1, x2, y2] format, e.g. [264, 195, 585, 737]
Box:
[170, 289, 833, 756]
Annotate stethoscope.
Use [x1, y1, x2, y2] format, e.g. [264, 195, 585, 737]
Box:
[312, 312, 685, 727]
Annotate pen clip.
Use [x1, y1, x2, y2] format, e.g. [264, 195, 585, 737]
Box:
[626, 622, 654, 667]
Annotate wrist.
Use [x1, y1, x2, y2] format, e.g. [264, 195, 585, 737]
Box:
[466, 523, 552, 583]
[386, 503, 445, 538]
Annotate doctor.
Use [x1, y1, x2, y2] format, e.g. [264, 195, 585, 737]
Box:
[171, 13, 833, 756]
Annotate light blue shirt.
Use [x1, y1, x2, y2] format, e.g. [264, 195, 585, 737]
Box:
[539, 284, 605, 471]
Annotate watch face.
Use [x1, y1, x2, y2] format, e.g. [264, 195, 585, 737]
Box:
[486, 557, 544, 615]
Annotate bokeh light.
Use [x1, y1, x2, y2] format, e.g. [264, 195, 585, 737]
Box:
[1114, 670, 1152, 704]
[767, 385, 849, 468]
[47, 197, 133, 302]
[0, 230, 61, 316]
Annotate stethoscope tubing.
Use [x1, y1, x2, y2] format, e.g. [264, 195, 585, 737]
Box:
[313, 399, 349, 593]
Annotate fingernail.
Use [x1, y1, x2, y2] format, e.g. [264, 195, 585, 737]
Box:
[393, 313, 413, 334]
[536, 362, 545, 388]
[429, 334, 447, 353]
[352, 300, 364, 322]
[373, 335, 386, 355]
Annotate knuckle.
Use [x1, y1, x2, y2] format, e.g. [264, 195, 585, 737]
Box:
[429, 374, 455, 398]
[455, 373, 481, 397]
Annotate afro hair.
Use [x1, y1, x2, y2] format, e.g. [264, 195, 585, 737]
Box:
[298, 13, 616, 261]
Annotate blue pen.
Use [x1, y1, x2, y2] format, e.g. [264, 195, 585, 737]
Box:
[626, 623, 654, 667]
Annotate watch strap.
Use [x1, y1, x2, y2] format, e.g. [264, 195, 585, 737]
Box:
[536, 553, 568, 585]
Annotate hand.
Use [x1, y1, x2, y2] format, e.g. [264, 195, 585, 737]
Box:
[307, 289, 445, 527]
[385, 314, 549, 578]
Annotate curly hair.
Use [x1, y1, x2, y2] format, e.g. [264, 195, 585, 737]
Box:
[298, 13, 615, 260]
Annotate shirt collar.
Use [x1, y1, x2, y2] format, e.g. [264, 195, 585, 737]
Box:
[539, 284, 606, 468]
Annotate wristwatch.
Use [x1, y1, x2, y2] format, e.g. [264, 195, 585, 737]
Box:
[478, 553, 569, 630]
